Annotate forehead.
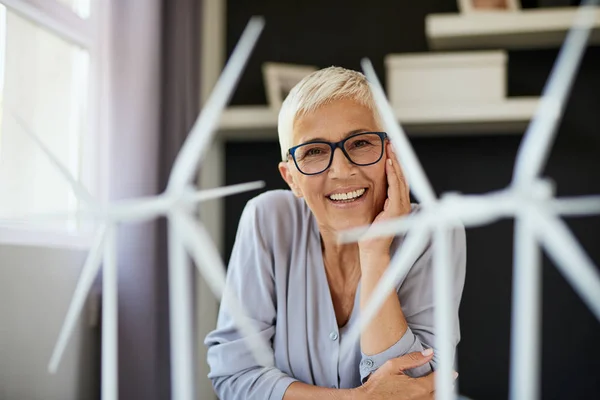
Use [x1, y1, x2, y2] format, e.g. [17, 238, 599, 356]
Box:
[292, 99, 379, 145]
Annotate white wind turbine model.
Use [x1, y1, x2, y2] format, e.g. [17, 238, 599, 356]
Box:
[5, 17, 274, 400]
[339, 2, 600, 400]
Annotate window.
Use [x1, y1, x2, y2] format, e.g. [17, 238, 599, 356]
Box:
[55, 0, 90, 19]
[0, 0, 101, 248]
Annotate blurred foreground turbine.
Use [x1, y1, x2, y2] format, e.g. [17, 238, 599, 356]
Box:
[5, 17, 273, 400]
[340, 2, 600, 400]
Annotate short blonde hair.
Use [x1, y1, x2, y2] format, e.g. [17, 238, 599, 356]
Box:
[277, 66, 382, 161]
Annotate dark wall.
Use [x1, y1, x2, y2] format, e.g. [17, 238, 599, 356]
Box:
[224, 1, 600, 399]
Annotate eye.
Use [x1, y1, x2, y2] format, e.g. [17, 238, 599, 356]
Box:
[351, 139, 373, 149]
[297, 145, 329, 161]
[306, 148, 324, 156]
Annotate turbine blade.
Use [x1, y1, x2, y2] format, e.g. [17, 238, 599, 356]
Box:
[432, 226, 457, 400]
[185, 181, 266, 204]
[512, 1, 599, 186]
[167, 219, 196, 400]
[167, 17, 265, 191]
[1, 211, 87, 225]
[9, 111, 95, 205]
[1, 195, 174, 225]
[107, 195, 171, 222]
[172, 211, 275, 367]
[338, 212, 424, 244]
[48, 224, 107, 372]
[340, 227, 430, 358]
[361, 59, 437, 206]
[551, 195, 600, 217]
[101, 224, 118, 400]
[338, 191, 509, 246]
[533, 210, 600, 321]
[509, 216, 542, 400]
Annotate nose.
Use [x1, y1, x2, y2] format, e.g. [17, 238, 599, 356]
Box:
[328, 147, 356, 179]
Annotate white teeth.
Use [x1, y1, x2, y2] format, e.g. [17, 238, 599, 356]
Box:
[329, 188, 366, 201]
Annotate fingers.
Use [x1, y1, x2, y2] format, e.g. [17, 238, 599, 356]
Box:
[388, 144, 410, 198]
[385, 147, 402, 209]
[383, 349, 435, 374]
[386, 143, 411, 214]
[387, 143, 402, 176]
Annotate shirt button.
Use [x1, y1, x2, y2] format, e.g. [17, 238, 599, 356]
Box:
[362, 358, 374, 368]
[329, 331, 339, 341]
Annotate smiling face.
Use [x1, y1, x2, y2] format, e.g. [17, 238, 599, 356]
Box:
[278, 98, 388, 233]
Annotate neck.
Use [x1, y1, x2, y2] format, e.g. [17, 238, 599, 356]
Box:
[319, 225, 361, 278]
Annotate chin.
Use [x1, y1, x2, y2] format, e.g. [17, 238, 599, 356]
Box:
[322, 192, 378, 228]
[330, 215, 374, 233]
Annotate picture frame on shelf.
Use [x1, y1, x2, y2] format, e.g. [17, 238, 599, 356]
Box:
[262, 62, 318, 109]
[458, 0, 521, 13]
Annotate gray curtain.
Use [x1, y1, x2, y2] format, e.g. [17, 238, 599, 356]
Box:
[157, 1, 203, 399]
[106, 0, 202, 399]
[108, 1, 162, 399]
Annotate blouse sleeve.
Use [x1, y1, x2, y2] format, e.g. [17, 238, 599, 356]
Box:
[204, 199, 298, 400]
[359, 225, 467, 382]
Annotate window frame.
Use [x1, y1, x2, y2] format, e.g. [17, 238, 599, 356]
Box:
[0, 0, 108, 249]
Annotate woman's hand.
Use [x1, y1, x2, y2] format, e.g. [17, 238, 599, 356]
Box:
[353, 350, 437, 400]
[359, 143, 411, 259]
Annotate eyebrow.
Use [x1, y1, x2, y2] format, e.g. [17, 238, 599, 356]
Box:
[298, 129, 371, 145]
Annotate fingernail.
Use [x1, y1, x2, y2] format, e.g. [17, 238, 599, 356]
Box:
[421, 348, 433, 357]
[453, 371, 459, 380]
[387, 159, 392, 166]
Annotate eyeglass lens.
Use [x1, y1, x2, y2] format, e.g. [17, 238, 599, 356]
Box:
[294, 133, 383, 174]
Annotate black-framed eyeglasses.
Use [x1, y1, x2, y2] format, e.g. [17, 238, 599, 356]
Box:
[287, 132, 388, 176]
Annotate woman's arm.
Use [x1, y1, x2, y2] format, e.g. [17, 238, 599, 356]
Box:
[357, 226, 466, 381]
[357, 145, 413, 359]
[359, 252, 408, 356]
[283, 382, 355, 400]
[282, 351, 436, 400]
[356, 145, 466, 381]
[205, 199, 297, 400]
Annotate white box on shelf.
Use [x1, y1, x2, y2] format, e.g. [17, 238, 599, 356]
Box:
[385, 50, 507, 107]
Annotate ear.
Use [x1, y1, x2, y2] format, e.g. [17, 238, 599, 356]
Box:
[278, 161, 303, 198]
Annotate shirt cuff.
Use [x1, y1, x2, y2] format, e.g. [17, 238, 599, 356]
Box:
[359, 327, 430, 383]
[270, 375, 299, 400]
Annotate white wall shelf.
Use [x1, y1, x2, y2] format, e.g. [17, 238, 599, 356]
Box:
[220, 105, 279, 132]
[219, 98, 540, 140]
[426, 7, 600, 50]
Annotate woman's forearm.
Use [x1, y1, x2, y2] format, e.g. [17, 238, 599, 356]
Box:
[359, 253, 408, 355]
[283, 381, 358, 400]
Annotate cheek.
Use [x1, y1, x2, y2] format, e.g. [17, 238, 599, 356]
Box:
[375, 180, 387, 202]
[371, 165, 387, 193]
[295, 175, 325, 201]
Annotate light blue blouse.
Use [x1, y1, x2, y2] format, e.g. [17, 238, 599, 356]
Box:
[205, 190, 466, 400]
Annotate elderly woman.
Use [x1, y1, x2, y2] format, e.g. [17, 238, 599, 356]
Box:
[205, 67, 466, 400]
